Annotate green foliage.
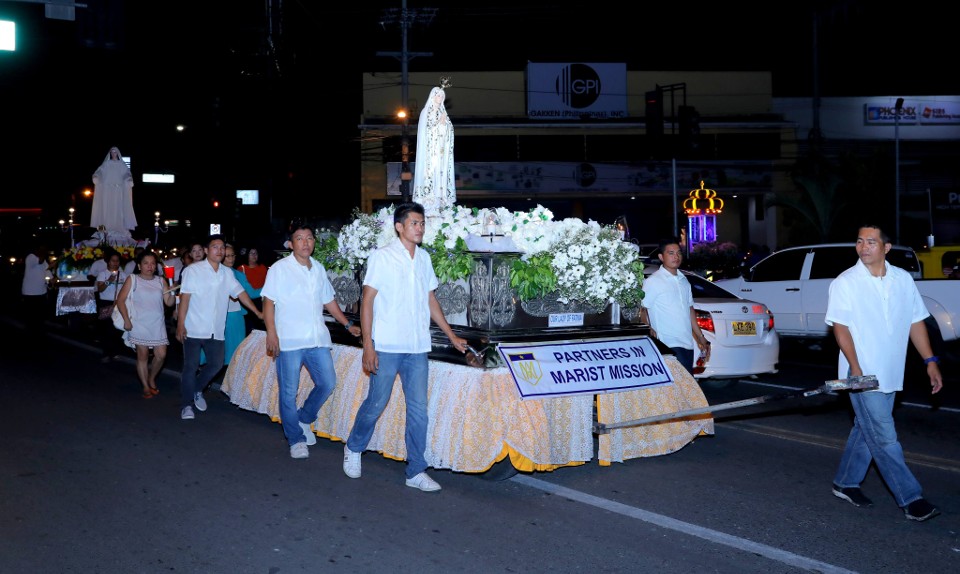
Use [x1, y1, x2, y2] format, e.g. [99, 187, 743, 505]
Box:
[509, 252, 557, 301]
[767, 148, 880, 244]
[312, 233, 351, 274]
[424, 234, 474, 284]
[619, 258, 646, 308]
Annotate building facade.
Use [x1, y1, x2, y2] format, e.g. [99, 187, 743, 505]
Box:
[359, 67, 960, 251]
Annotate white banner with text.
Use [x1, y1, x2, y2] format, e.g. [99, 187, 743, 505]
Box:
[497, 337, 675, 400]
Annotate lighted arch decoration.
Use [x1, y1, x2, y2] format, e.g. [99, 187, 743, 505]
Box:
[682, 181, 723, 249]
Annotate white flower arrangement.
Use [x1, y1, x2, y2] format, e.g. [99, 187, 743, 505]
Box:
[334, 207, 394, 270]
[317, 203, 643, 307]
[549, 219, 644, 308]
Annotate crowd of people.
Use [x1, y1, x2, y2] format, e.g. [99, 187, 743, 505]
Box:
[16, 211, 947, 505]
[18, 203, 469, 492]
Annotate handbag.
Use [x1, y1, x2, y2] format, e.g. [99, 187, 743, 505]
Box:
[110, 304, 125, 330]
[99, 302, 116, 321]
[111, 276, 136, 330]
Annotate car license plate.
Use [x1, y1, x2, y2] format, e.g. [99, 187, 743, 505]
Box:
[731, 321, 757, 336]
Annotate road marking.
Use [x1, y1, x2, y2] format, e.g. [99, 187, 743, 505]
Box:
[512, 474, 859, 574]
[736, 378, 960, 414]
[724, 421, 960, 474]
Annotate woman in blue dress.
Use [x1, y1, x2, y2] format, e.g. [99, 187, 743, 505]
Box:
[222, 244, 261, 365]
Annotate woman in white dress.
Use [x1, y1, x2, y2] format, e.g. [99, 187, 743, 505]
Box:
[115, 251, 176, 398]
[412, 80, 456, 215]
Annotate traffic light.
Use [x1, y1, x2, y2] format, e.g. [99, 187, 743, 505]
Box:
[645, 88, 664, 140]
[679, 105, 701, 154]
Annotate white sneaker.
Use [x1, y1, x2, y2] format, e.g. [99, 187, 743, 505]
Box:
[343, 445, 361, 478]
[405, 472, 441, 492]
[193, 392, 207, 412]
[290, 442, 309, 459]
[180, 406, 195, 420]
[299, 422, 317, 446]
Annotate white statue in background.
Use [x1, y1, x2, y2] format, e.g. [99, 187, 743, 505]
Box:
[91, 146, 137, 234]
[412, 77, 456, 215]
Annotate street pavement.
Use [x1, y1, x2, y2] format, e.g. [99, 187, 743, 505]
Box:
[3, 306, 960, 573]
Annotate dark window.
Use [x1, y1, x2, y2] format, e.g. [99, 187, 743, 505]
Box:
[887, 247, 921, 275]
[714, 133, 781, 160]
[585, 135, 645, 162]
[455, 136, 517, 161]
[686, 273, 738, 299]
[942, 251, 960, 271]
[809, 247, 858, 279]
[519, 135, 585, 161]
[750, 249, 807, 281]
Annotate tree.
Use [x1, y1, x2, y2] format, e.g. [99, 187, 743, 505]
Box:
[768, 148, 883, 245]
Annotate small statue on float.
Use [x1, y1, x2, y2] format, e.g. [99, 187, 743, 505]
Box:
[412, 77, 456, 217]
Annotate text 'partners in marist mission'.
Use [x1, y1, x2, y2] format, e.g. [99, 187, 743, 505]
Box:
[497, 337, 675, 400]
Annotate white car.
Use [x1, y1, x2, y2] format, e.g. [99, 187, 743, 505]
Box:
[644, 265, 780, 381]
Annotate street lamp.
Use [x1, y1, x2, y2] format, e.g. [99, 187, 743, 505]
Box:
[67, 207, 75, 246]
[154, 211, 169, 247]
[894, 97, 903, 244]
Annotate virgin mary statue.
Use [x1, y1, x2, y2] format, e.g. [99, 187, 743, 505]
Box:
[90, 146, 137, 233]
[412, 78, 456, 215]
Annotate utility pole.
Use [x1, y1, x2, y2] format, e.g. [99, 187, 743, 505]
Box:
[894, 97, 903, 244]
[376, 1, 436, 203]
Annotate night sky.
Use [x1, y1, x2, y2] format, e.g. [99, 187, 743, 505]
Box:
[0, 1, 952, 238]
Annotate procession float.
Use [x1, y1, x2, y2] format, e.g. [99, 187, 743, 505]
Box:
[221, 79, 715, 478]
[222, 203, 715, 479]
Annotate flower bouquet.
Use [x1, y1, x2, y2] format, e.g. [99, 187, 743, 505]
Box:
[59, 244, 137, 274]
[315, 204, 644, 307]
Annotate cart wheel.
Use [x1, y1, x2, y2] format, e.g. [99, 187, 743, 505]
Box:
[478, 457, 519, 481]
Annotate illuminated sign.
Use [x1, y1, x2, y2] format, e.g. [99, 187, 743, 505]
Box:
[865, 100, 960, 125]
[143, 173, 175, 183]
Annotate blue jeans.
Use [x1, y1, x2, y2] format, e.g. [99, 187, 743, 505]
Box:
[181, 337, 225, 408]
[346, 352, 429, 479]
[670, 347, 694, 375]
[276, 346, 337, 446]
[833, 390, 923, 507]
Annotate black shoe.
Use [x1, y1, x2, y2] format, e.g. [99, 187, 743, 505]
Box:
[832, 484, 873, 507]
[904, 498, 939, 522]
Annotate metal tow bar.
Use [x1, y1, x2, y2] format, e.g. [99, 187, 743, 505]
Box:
[593, 375, 879, 434]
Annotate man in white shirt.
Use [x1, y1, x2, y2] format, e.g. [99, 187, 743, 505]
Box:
[261, 223, 361, 459]
[176, 235, 262, 420]
[122, 246, 145, 275]
[342, 202, 468, 492]
[640, 238, 710, 375]
[825, 224, 943, 522]
[86, 249, 111, 281]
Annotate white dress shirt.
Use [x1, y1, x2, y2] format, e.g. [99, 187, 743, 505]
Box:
[363, 238, 438, 354]
[87, 258, 108, 279]
[22, 253, 51, 296]
[826, 259, 929, 392]
[261, 254, 337, 351]
[96, 269, 127, 302]
[180, 258, 244, 340]
[641, 266, 695, 350]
